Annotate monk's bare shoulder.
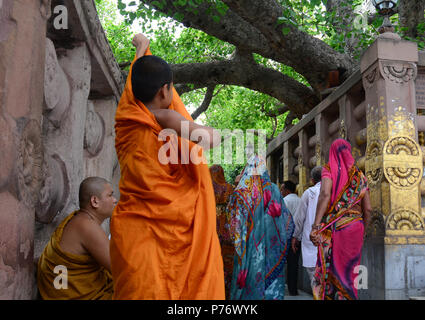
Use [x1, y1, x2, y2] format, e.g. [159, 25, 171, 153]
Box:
[59, 213, 95, 256]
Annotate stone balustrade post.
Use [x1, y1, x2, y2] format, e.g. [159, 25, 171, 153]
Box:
[361, 34, 424, 299]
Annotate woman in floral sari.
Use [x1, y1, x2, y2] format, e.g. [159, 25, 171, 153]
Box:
[310, 139, 372, 300]
[209, 164, 235, 299]
[228, 155, 294, 300]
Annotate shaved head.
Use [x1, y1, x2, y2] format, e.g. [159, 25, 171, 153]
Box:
[79, 177, 110, 209]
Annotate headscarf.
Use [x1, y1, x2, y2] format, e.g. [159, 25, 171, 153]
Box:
[228, 155, 294, 300]
[209, 165, 234, 204]
[325, 139, 355, 204]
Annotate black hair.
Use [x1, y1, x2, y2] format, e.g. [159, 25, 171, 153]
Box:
[283, 180, 296, 193]
[311, 166, 322, 184]
[131, 55, 173, 104]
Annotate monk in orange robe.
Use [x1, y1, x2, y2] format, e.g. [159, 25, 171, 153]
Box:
[110, 34, 225, 299]
[37, 177, 116, 300]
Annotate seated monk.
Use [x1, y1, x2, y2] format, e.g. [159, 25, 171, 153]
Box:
[110, 33, 225, 299]
[37, 177, 117, 300]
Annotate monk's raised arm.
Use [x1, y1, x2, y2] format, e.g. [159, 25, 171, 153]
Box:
[132, 33, 150, 59]
[151, 109, 221, 150]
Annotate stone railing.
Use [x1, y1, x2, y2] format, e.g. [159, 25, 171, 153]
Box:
[267, 36, 425, 299]
[266, 69, 366, 195]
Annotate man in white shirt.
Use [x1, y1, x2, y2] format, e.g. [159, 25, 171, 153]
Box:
[280, 180, 301, 295]
[291, 166, 322, 289]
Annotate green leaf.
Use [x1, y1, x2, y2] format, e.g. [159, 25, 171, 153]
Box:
[212, 15, 221, 23]
[282, 27, 291, 35]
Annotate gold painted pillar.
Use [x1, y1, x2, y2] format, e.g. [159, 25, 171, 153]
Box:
[361, 35, 424, 299]
[297, 129, 309, 196]
[362, 37, 422, 243]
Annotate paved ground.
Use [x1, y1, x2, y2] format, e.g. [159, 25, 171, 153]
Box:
[284, 285, 314, 300]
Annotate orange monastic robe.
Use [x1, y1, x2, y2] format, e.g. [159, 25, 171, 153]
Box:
[110, 49, 225, 300]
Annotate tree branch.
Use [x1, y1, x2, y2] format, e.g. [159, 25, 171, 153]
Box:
[261, 104, 290, 117]
[141, 0, 356, 92]
[221, 0, 356, 90]
[170, 55, 318, 117]
[174, 83, 205, 95]
[191, 85, 216, 120]
[398, 0, 425, 41]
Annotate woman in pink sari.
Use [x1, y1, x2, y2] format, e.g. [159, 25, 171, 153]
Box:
[310, 139, 372, 300]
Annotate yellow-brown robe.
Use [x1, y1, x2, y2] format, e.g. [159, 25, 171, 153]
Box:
[37, 212, 113, 300]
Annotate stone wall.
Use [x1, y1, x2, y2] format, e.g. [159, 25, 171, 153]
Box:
[0, 0, 124, 299]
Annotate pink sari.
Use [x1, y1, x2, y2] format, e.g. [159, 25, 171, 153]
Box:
[312, 139, 368, 300]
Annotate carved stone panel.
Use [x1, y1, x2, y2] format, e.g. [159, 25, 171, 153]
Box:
[17, 120, 43, 208]
[386, 208, 424, 235]
[379, 61, 417, 84]
[362, 66, 378, 89]
[365, 140, 383, 187]
[35, 154, 69, 224]
[383, 136, 422, 189]
[84, 101, 105, 157]
[44, 38, 71, 128]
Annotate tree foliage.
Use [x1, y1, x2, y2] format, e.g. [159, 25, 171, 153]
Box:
[94, 0, 424, 180]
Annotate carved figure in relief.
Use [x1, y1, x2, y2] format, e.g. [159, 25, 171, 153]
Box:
[44, 38, 71, 128]
[17, 120, 43, 207]
[84, 102, 105, 157]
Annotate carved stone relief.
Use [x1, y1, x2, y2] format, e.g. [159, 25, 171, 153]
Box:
[362, 66, 378, 89]
[44, 38, 71, 128]
[17, 120, 43, 208]
[84, 101, 105, 157]
[35, 154, 69, 224]
[383, 136, 422, 189]
[380, 61, 417, 84]
[386, 208, 424, 234]
[365, 140, 383, 186]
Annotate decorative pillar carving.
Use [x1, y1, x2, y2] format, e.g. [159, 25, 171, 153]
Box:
[361, 36, 424, 299]
[84, 101, 105, 157]
[362, 38, 422, 243]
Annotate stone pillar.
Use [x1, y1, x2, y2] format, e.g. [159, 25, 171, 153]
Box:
[297, 129, 309, 196]
[283, 140, 298, 183]
[315, 113, 328, 167]
[0, 0, 49, 299]
[361, 35, 424, 299]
